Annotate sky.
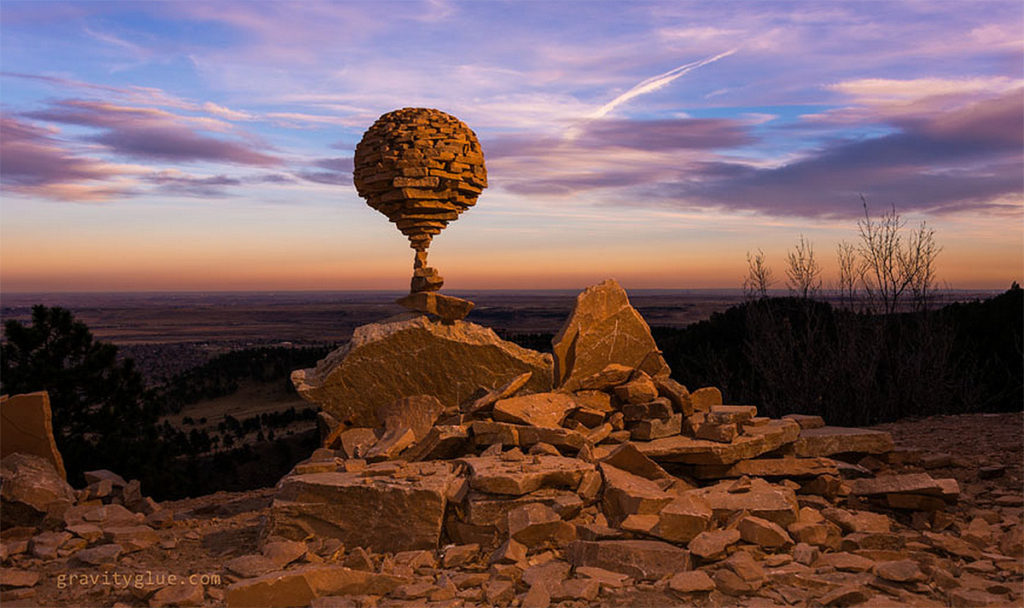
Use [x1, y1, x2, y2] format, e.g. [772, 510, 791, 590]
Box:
[1, 0, 1021, 293]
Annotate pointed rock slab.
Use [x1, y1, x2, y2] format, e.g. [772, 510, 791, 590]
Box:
[463, 372, 533, 415]
[692, 478, 799, 527]
[599, 443, 671, 481]
[793, 426, 894, 457]
[493, 392, 575, 428]
[266, 461, 457, 553]
[457, 455, 595, 496]
[599, 464, 673, 524]
[293, 315, 552, 426]
[566, 539, 690, 580]
[0, 392, 66, 480]
[552, 280, 670, 392]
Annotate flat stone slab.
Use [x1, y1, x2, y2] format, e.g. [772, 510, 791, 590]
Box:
[566, 539, 690, 580]
[226, 565, 409, 608]
[691, 457, 839, 480]
[457, 455, 595, 496]
[850, 473, 945, 497]
[266, 461, 457, 553]
[635, 433, 770, 465]
[692, 478, 799, 527]
[493, 392, 575, 428]
[793, 426, 894, 457]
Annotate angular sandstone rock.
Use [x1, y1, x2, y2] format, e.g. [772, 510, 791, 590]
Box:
[566, 539, 690, 580]
[458, 455, 595, 496]
[493, 393, 574, 428]
[691, 456, 839, 480]
[552, 280, 669, 392]
[737, 515, 793, 549]
[688, 528, 741, 561]
[226, 565, 408, 608]
[396, 291, 474, 322]
[599, 464, 673, 524]
[375, 395, 444, 442]
[668, 570, 715, 594]
[636, 433, 773, 465]
[1, 453, 75, 527]
[693, 478, 799, 526]
[0, 392, 66, 480]
[266, 461, 457, 553]
[293, 316, 552, 426]
[654, 493, 712, 544]
[793, 426, 894, 457]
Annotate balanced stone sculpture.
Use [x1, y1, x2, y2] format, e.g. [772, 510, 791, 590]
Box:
[353, 108, 486, 322]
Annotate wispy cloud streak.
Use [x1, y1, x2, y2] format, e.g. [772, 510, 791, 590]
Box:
[588, 48, 738, 119]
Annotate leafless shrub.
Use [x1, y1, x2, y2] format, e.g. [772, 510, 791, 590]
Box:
[743, 249, 774, 299]
[785, 234, 822, 299]
[856, 196, 941, 314]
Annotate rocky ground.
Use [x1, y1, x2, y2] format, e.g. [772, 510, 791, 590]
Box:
[2, 412, 1020, 608]
[3, 279, 1020, 608]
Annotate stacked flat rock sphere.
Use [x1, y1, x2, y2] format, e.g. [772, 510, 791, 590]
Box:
[353, 108, 486, 321]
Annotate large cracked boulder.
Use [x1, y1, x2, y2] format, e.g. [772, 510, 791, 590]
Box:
[265, 461, 459, 553]
[292, 315, 552, 426]
[552, 279, 670, 392]
[1, 452, 75, 529]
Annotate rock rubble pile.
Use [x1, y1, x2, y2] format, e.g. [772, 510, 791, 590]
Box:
[1, 280, 1021, 607]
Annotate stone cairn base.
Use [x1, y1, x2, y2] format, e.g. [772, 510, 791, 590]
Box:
[216, 279, 1022, 607]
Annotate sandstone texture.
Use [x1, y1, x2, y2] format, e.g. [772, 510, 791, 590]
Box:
[292, 315, 552, 426]
[0, 392, 66, 480]
[552, 279, 670, 392]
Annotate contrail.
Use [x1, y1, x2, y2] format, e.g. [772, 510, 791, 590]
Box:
[588, 48, 739, 120]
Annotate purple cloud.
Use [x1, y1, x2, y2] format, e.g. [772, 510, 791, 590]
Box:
[295, 156, 353, 185]
[24, 100, 280, 166]
[487, 90, 1023, 218]
[144, 172, 242, 197]
[0, 116, 131, 200]
[578, 118, 755, 150]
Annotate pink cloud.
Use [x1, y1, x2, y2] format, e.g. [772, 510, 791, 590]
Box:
[0, 116, 135, 201]
[25, 100, 280, 166]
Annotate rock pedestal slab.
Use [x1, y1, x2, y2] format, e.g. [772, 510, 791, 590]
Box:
[552, 279, 670, 392]
[292, 315, 552, 427]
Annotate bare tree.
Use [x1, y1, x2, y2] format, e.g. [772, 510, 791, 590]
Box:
[785, 234, 822, 299]
[743, 249, 774, 299]
[855, 197, 941, 314]
[835, 240, 861, 309]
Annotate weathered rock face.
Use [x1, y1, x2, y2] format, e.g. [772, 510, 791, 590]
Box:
[1, 453, 75, 528]
[292, 315, 552, 426]
[552, 279, 670, 392]
[266, 461, 458, 553]
[0, 392, 66, 480]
